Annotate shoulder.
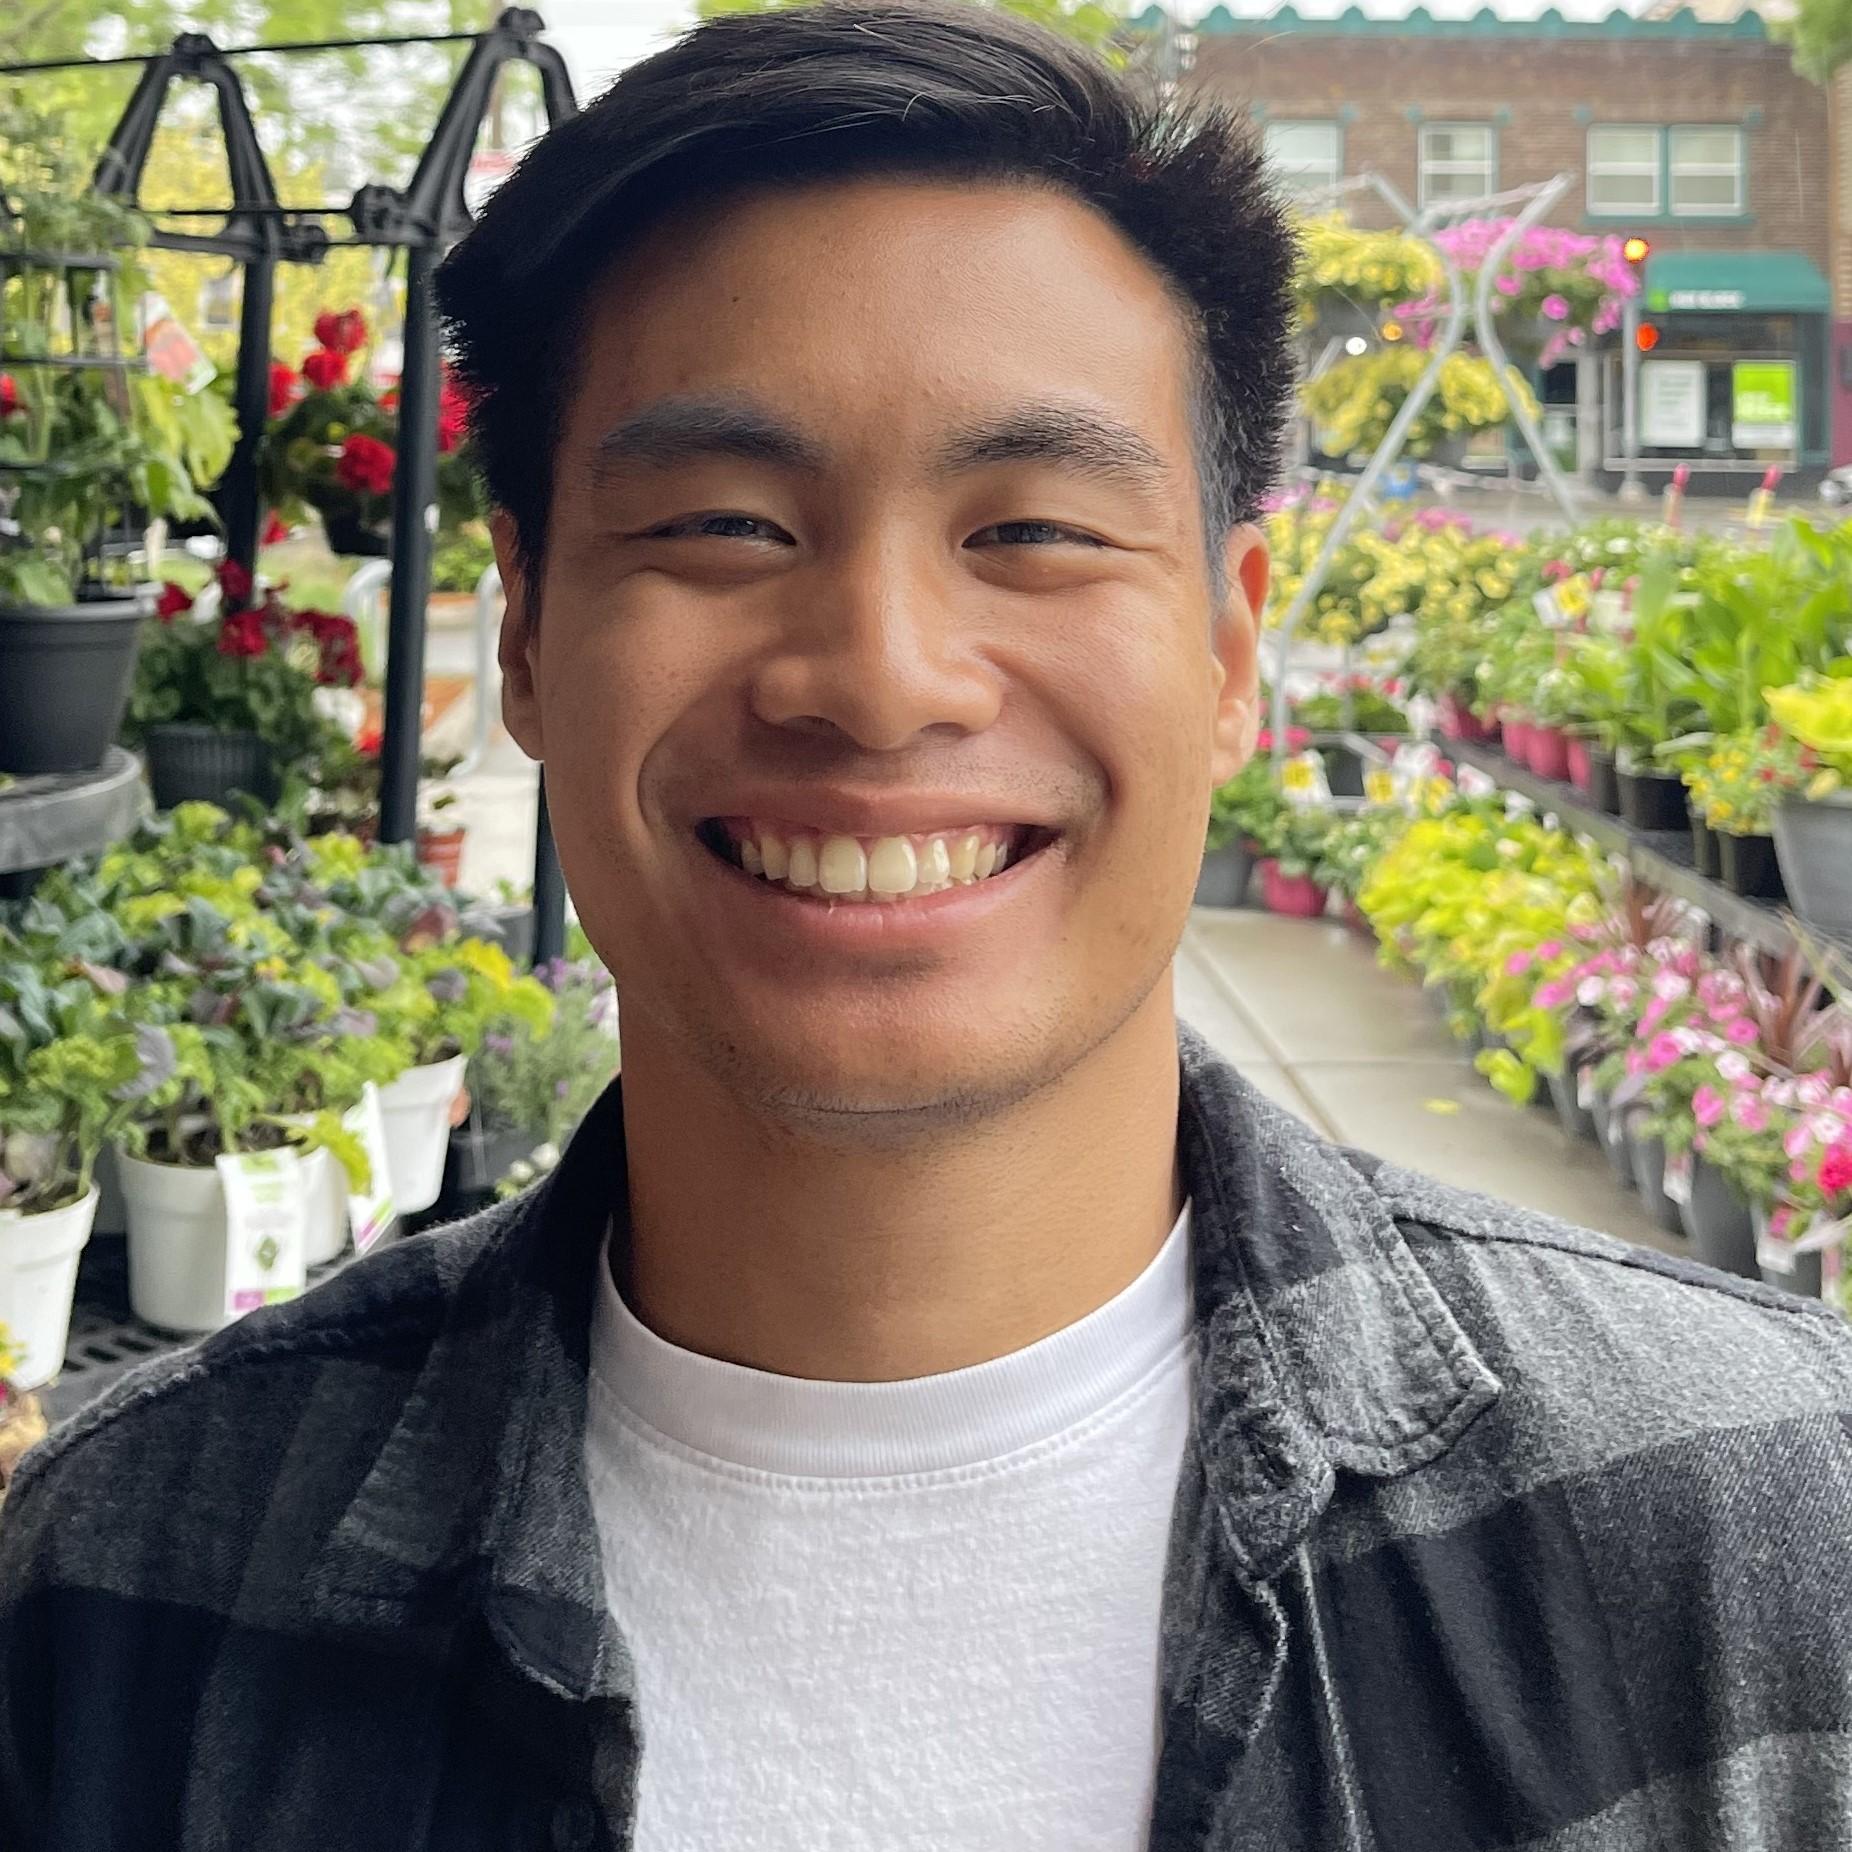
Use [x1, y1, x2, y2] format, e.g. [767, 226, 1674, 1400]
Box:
[1352, 1155, 1852, 1534]
[0, 1195, 523, 1599]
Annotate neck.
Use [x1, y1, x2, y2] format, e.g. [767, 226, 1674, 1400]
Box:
[617, 996, 1183, 1381]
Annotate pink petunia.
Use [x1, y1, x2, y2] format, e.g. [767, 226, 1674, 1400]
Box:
[1724, 1017, 1759, 1047]
[1505, 949, 1534, 978]
[1645, 1032, 1685, 1074]
[1693, 1086, 1726, 1130]
[1715, 1050, 1752, 1084]
[1731, 1093, 1770, 1133]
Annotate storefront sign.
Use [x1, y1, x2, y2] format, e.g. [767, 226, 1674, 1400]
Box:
[1665, 289, 1744, 311]
[1640, 360, 1706, 448]
[1732, 362, 1797, 449]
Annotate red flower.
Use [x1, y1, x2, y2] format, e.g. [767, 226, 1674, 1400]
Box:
[313, 308, 368, 355]
[301, 348, 349, 391]
[154, 581, 194, 621]
[216, 609, 269, 659]
[261, 512, 289, 546]
[436, 374, 472, 455]
[216, 559, 254, 611]
[336, 432, 396, 497]
[356, 723, 383, 757]
[0, 374, 21, 416]
[267, 362, 300, 418]
[1820, 1143, 1852, 1200]
[286, 609, 365, 687]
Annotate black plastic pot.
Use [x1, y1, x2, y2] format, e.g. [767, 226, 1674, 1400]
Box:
[479, 902, 538, 966]
[1625, 1122, 1689, 1240]
[320, 508, 391, 558]
[1546, 1067, 1597, 1142]
[0, 592, 149, 776]
[1585, 746, 1622, 817]
[1716, 830, 1785, 902]
[432, 1120, 544, 1220]
[1616, 766, 1689, 833]
[1678, 1157, 1756, 1278]
[1194, 840, 1255, 909]
[1760, 1250, 1824, 1298]
[1323, 746, 1365, 800]
[1690, 816, 1717, 881]
[143, 725, 278, 811]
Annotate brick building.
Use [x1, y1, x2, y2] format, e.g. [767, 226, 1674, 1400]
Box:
[1149, 5, 1850, 480]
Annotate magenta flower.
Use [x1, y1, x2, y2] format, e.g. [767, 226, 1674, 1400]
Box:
[1534, 978, 1573, 1010]
[1693, 1086, 1726, 1130]
[1541, 294, 1571, 322]
[1504, 949, 1534, 978]
[1495, 274, 1522, 298]
[1724, 1016, 1759, 1047]
[1645, 1032, 1684, 1073]
[1731, 1092, 1770, 1133]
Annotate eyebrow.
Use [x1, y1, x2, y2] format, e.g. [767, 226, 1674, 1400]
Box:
[592, 395, 829, 475]
[932, 405, 1173, 498]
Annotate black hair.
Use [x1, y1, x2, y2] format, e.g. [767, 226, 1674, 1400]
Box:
[436, 0, 1296, 593]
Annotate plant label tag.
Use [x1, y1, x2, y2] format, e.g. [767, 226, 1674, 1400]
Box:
[1662, 1150, 1694, 1206]
[219, 1149, 307, 1318]
[1576, 1066, 1597, 1110]
[1457, 765, 1497, 799]
[1533, 590, 1568, 630]
[1555, 576, 1592, 623]
[346, 1084, 399, 1255]
[1795, 1213, 1849, 1256]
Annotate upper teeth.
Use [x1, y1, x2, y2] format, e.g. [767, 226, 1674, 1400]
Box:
[724, 824, 1015, 902]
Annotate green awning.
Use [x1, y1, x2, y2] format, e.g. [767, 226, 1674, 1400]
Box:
[1642, 251, 1831, 315]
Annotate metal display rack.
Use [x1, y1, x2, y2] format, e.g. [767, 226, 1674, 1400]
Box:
[1, 9, 578, 961]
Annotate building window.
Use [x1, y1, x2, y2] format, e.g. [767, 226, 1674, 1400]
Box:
[1419, 124, 1496, 208]
[1263, 120, 1341, 199]
[1668, 126, 1744, 216]
[1587, 125, 1662, 216]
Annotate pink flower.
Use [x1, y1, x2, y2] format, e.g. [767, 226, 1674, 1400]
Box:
[1645, 1032, 1685, 1073]
[1819, 1141, 1852, 1199]
[1693, 1086, 1726, 1130]
[1724, 1017, 1759, 1047]
[1652, 969, 1691, 1003]
[1715, 1050, 1753, 1085]
[1640, 997, 1671, 1035]
[1535, 940, 1564, 961]
[1535, 978, 1574, 1010]
[1769, 1203, 1797, 1240]
[1797, 1074, 1832, 1108]
[1785, 1122, 1816, 1161]
[1541, 293, 1571, 322]
[1608, 977, 1638, 1011]
[1495, 274, 1522, 298]
[1626, 1047, 1649, 1077]
[1505, 950, 1534, 978]
[1731, 1093, 1770, 1133]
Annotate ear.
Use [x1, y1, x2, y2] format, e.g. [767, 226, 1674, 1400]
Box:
[1208, 524, 1269, 788]
[490, 510, 544, 761]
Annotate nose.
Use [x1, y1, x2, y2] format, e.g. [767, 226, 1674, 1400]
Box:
[747, 541, 1003, 751]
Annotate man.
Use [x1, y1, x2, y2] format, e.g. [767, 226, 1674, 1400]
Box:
[4, 6, 1852, 1848]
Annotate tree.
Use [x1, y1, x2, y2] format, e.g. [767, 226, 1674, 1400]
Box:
[694, 0, 1126, 57]
[1785, 0, 1852, 79]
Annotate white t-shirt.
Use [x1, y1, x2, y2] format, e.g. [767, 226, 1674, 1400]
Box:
[582, 1207, 1195, 1852]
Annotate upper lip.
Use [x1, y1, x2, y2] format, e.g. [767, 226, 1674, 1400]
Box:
[697, 789, 1058, 838]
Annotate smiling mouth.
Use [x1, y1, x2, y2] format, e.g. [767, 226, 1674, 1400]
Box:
[697, 818, 1055, 904]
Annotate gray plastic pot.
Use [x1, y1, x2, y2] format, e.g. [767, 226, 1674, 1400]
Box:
[143, 725, 279, 812]
[1194, 839, 1255, 909]
[1546, 1067, 1597, 1142]
[1624, 1122, 1688, 1240]
[0, 592, 149, 776]
[1678, 1156, 1756, 1278]
[1771, 793, 1852, 931]
[1753, 1200, 1824, 1299]
[1588, 1095, 1636, 1188]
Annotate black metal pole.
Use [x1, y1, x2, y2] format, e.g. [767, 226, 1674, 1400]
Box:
[221, 252, 273, 575]
[532, 773, 567, 967]
[379, 244, 441, 845]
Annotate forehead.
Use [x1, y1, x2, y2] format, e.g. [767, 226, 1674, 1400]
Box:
[568, 175, 1202, 458]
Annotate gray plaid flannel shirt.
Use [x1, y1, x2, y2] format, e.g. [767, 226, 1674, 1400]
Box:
[4, 1028, 1852, 1850]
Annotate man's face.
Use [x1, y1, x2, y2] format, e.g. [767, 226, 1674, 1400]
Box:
[499, 176, 1266, 1130]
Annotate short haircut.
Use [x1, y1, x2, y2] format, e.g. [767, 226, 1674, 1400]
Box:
[436, 0, 1296, 595]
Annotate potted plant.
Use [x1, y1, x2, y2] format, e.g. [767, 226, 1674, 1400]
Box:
[1679, 728, 1805, 901]
[0, 110, 235, 776]
[1198, 755, 1278, 908]
[0, 948, 150, 1385]
[123, 563, 363, 810]
[415, 759, 467, 888]
[442, 956, 616, 1215]
[1766, 677, 1852, 930]
[1293, 214, 1441, 348]
[1254, 805, 1335, 919]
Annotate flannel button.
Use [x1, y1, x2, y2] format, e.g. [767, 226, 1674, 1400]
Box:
[551, 1798, 596, 1852]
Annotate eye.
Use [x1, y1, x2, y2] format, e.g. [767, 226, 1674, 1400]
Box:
[968, 520, 1105, 549]
[643, 513, 791, 542]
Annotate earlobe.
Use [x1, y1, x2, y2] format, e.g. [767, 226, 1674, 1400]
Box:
[490, 511, 545, 761]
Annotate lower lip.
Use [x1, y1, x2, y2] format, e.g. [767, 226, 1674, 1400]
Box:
[692, 838, 1057, 950]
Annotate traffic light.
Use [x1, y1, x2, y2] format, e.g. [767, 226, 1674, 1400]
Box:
[1636, 323, 1660, 352]
[1622, 235, 1651, 267]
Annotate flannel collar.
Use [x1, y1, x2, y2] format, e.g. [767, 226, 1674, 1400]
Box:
[304, 1028, 1500, 1692]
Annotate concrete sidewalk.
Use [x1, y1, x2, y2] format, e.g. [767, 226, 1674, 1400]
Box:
[1178, 909, 1673, 1249]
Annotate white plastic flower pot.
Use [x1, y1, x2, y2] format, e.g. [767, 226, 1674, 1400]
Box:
[119, 1152, 234, 1335]
[0, 1186, 99, 1389]
[378, 1055, 468, 1215]
[301, 1146, 350, 1269]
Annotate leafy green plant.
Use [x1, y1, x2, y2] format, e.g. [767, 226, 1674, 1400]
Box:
[472, 958, 617, 1147]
